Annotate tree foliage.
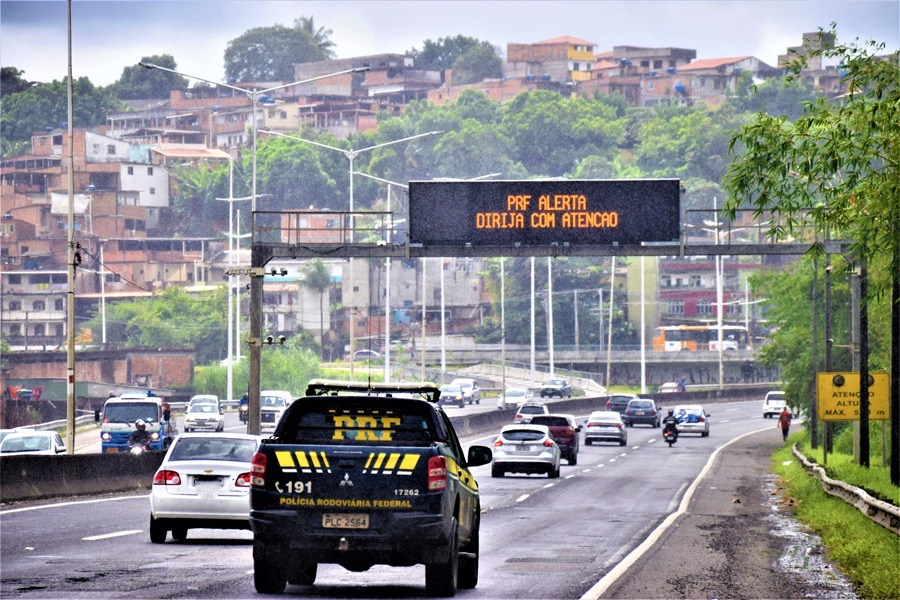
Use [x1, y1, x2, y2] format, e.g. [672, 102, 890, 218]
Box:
[409, 35, 488, 71]
[450, 42, 504, 85]
[114, 54, 188, 100]
[0, 77, 118, 142]
[724, 27, 900, 292]
[224, 17, 336, 82]
[1, 67, 32, 98]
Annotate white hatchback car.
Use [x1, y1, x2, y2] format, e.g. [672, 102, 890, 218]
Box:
[497, 386, 534, 409]
[762, 391, 787, 418]
[584, 411, 627, 446]
[149, 433, 262, 543]
[491, 424, 561, 478]
[184, 402, 225, 432]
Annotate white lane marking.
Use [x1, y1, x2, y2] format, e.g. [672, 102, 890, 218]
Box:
[608, 458, 616, 463]
[543, 483, 555, 489]
[619, 453, 627, 457]
[580, 426, 773, 600]
[0, 494, 149, 516]
[648, 438, 657, 444]
[566, 474, 576, 479]
[515, 494, 529, 503]
[582, 469, 592, 473]
[632, 445, 641, 449]
[83, 530, 144, 541]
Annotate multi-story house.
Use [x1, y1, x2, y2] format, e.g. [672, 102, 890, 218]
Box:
[677, 56, 780, 107]
[1, 269, 69, 351]
[506, 36, 597, 82]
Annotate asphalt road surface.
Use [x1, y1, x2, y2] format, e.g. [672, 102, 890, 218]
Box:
[1, 400, 853, 599]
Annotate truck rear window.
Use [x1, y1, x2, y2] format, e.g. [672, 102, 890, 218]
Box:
[279, 400, 436, 445]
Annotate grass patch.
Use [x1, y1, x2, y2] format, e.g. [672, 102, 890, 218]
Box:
[319, 367, 384, 383]
[797, 440, 899, 505]
[773, 433, 900, 599]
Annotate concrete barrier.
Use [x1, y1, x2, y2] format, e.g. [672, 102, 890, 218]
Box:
[1, 451, 164, 504]
[0, 389, 765, 504]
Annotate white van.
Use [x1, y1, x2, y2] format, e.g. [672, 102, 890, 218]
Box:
[260, 390, 295, 433]
[450, 378, 480, 405]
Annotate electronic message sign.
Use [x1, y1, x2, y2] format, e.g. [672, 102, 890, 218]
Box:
[408, 179, 681, 247]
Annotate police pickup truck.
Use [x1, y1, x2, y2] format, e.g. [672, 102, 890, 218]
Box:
[249, 380, 492, 597]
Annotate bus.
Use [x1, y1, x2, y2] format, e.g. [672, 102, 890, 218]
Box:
[652, 325, 752, 352]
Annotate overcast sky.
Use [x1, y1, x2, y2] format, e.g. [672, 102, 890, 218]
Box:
[2, 0, 898, 86]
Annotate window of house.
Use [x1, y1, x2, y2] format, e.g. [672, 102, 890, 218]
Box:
[33, 300, 46, 311]
[669, 60, 677, 68]
[9, 324, 20, 336]
[697, 302, 713, 315]
[147, 167, 154, 175]
[55, 299, 64, 310]
[30, 274, 50, 285]
[667, 301, 684, 314]
[653, 60, 663, 69]
[55, 324, 64, 336]
[9, 274, 21, 284]
[149, 187, 156, 195]
[127, 166, 134, 175]
[34, 324, 45, 336]
[572, 63, 581, 71]
[353, 286, 359, 292]
[107, 145, 116, 155]
[125, 219, 135, 229]
[325, 219, 340, 229]
[647, 82, 654, 91]
[689, 275, 702, 287]
[640, 60, 650, 68]
[8, 300, 22, 311]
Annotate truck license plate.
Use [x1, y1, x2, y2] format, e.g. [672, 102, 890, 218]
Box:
[323, 513, 369, 529]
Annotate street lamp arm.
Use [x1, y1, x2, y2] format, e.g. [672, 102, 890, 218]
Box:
[354, 130, 444, 156]
[354, 171, 409, 189]
[259, 130, 351, 158]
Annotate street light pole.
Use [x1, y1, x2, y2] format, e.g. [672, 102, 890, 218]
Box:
[258, 129, 442, 378]
[138, 62, 369, 434]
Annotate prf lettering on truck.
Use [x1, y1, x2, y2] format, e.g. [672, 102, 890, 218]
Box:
[329, 411, 402, 441]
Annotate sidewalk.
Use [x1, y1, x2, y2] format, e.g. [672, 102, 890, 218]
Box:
[592, 426, 856, 599]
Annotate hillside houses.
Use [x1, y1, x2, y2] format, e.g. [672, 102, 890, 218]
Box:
[0, 31, 841, 365]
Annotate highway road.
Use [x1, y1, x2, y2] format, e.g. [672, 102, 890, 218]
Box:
[1, 399, 771, 598]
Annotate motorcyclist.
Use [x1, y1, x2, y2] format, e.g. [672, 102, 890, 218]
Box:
[662, 409, 680, 439]
[129, 419, 153, 450]
[239, 392, 249, 423]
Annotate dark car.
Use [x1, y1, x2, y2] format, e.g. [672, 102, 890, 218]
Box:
[623, 398, 660, 427]
[528, 414, 580, 465]
[605, 393, 639, 415]
[540, 379, 572, 398]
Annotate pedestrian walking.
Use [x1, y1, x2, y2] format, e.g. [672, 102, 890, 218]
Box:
[778, 406, 792, 441]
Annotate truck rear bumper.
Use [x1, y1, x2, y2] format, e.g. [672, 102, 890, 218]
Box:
[250, 509, 451, 567]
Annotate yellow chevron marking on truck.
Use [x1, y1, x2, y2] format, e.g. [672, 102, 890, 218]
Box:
[275, 451, 297, 473]
[397, 453, 420, 475]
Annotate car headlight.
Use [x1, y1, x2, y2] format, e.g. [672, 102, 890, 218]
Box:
[101, 432, 110, 441]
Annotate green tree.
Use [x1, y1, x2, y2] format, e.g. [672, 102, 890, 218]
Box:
[166, 162, 231, 236]
[83, 287, 229, 366]
[255, 135, 341, 211]
[450, 42, 503, 85]
[409, 35, 486, 71]
[114, 54, 188, 99]
[300, 259, 332, 359]
[1, 67, 32, 97]
[724, 27, 898, 477]
[224, 18, 336, 82]
[728, 75, 820, 122]
[0, 78, 117, 142]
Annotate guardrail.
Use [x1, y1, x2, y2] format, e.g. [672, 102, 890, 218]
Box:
[792, 444, 900, 536]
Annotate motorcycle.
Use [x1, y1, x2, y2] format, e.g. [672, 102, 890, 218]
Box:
[662, 425, 678, 447]
[239, 404, 249, 423]
[129, 439, 152, 454]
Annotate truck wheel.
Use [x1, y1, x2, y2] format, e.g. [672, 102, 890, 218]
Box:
[425, 517, 458, 597]
[458, 517, 479, 589]
[149, 516, 167, 543]
[288, 560, 317, 586]
[254, 541, 287, 594]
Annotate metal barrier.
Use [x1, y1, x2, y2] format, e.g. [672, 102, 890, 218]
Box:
[792, 444, 900, 536]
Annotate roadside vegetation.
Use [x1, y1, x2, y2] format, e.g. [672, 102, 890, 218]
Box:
[774, 430, 899, 599]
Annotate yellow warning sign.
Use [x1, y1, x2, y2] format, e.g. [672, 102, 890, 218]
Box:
[816, 372, 890, 421]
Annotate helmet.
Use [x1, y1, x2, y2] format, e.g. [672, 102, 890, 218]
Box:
[667, 409, 674, 416]
[135, 419, 147, 431]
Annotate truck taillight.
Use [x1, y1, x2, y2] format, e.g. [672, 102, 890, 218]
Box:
[427, 455, 447, 491]
[153, 470, 181, 486]
[251, 452, 266, 487]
